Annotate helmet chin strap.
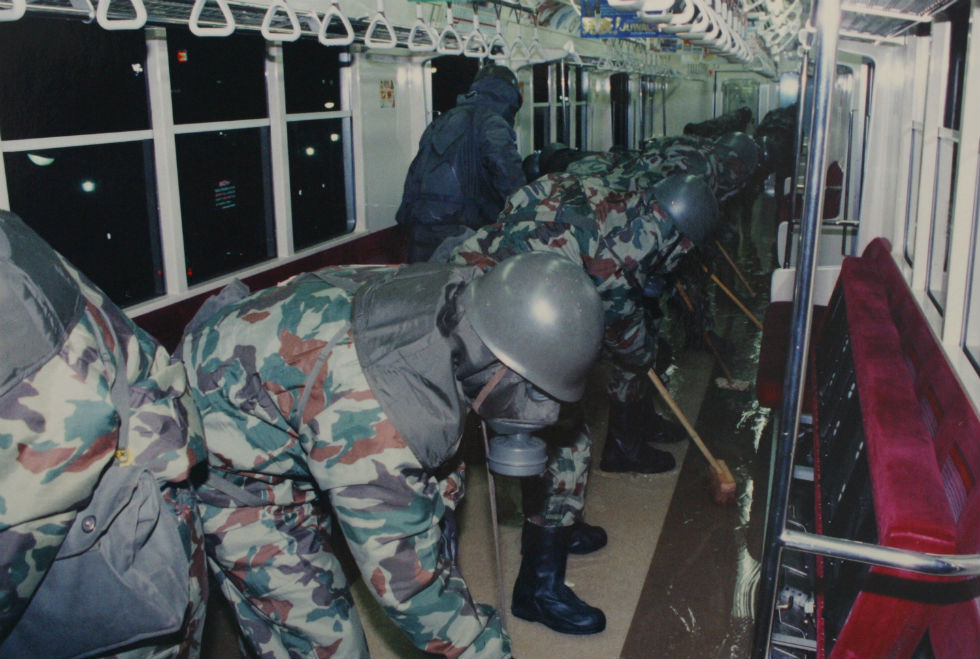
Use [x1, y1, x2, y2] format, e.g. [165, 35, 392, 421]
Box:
[470, 365, 508, 414]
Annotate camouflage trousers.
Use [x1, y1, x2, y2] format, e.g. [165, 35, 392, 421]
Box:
[523, 417, 593, 527]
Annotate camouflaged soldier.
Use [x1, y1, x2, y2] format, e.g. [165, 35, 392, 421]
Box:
[0, 211, 208, 659]
[448, 172, 719, 635]
[179, 252, 604, 659]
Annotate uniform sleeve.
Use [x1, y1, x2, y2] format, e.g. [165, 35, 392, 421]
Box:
[479, 114, 527, 204]
[328, 442, 510, 659]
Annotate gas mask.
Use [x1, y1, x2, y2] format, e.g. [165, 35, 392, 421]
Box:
[461, 363, 560, 476]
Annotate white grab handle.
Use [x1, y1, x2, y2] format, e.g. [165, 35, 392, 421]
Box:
[437, 5, 463, 54]
[0, 0, 26, 22]
[189, 0, 235, 36]
[261, 0, 301, 40]
[318, 0, 355, 45]
[96, 0, 146, 29]
[364, 0, 397, 48]
[408, 3, 437, 51]
[463, 8, 487, 58]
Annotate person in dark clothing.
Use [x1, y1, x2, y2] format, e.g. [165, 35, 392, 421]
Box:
[396, 63, 526, 263]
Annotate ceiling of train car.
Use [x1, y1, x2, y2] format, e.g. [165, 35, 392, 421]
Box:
[838, 0, 961, 40]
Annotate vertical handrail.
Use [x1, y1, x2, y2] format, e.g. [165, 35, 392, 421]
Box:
[189, 0, 236, 36]
[785, 49, 810, 266]
[318, 0, 355, 46]
[751, 0, 841, 657]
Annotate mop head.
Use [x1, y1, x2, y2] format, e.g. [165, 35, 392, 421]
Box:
[708, 459, 737, 505]
[715, 377, 752, 392]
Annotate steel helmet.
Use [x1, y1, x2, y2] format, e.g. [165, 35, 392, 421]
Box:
[713, 131, 759, 175]
[652, 174, 720, 245]
[461, 252, 604, 401]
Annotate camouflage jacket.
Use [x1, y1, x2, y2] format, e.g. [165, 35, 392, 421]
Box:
[0, 264, 206, 641]
[450, 174, 690, 372]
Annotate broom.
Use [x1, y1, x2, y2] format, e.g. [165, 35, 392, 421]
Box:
[647, 368, 737, 505]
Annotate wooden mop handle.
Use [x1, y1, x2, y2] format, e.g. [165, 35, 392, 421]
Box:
[647, 368, 723, 474]
[706, 270, 764, 330]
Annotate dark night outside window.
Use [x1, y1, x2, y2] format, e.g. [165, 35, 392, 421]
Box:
[283, 40, 346, 114]
[0, 17, 149, 139]
[288, 119, 350, 250]
[532, 63, 549, 104]
[176, 128, 275, 285]
[4, 142, 163, 305]
[611, 73, 630, 148]
[168, 28, 267, 125]
[534, 107, 549, 151]
[430, 56, 479, 116]
[576, 105, 588, 149]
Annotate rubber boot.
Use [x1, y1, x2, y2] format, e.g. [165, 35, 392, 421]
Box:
[522, 520, 608, 555]
[512, 524, 606, 635]
[568, 521, 608, 555]
[599, 399, 676, 473]
[632, 404, 686, 444]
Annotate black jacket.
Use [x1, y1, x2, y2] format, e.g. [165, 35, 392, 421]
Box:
[396, 76, 525, 262]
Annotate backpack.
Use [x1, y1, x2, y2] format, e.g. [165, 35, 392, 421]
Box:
[0, 211, 189, 659]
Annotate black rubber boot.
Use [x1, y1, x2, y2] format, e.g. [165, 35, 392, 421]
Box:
[599, 399, 676, 473]
[568, 521, 608, 554]
[634, 406, 686, 444]
[512, 524, 606, 635]
[522, 520, 608, 555]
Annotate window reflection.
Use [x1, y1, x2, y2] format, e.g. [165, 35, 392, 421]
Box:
[168, 29, 267, 125]
[927, 134, 958, 313]
[3, 141, 163, 305]
[0, 17, 148, 139]
[288, 119, 350, 250]
[176, 128, 275, 285]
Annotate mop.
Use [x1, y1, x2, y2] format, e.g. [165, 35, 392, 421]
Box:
[647, 368, 737, 505]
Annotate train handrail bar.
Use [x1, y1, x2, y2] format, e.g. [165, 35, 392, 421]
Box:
[780, 529, 980, 578]
[96, 0, 147, 29]
[318, 0, 355, 46]
[189, 0, 235, 36]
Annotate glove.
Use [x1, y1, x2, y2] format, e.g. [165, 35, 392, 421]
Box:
[439, 508, 458, 566]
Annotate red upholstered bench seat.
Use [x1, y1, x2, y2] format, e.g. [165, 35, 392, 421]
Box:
[756, 301, 824, 412]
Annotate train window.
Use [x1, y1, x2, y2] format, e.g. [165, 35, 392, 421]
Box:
[610, 72, 630, 148]
[942, 1, 969, 131]
[926, 133, 958, 313]
[3, 141, 163, 305]
[903, 123, 924, 266]
[167, 29, 267, 125]
[287, 119, 350, 250]
[532, 63, 552, 150]
[282, 40, 346, 114]
[573, 66, 588, 149]
[430, 56, 479, 116]
[964, 164, 980, 375]
[175, 128, 275, 286]
[0, 17, 149, 140]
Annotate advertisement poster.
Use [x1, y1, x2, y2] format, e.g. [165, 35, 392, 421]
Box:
[579, 0, 673, 39]
[379, 79, 395, 108]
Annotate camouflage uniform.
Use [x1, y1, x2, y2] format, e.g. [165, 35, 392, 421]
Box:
[0, 229, 208, 658]
[180, 267, 509, 659]
[450, 174, 691, 522]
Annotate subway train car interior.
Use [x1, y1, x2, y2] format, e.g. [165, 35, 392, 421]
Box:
[1, 0, 979, 656]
